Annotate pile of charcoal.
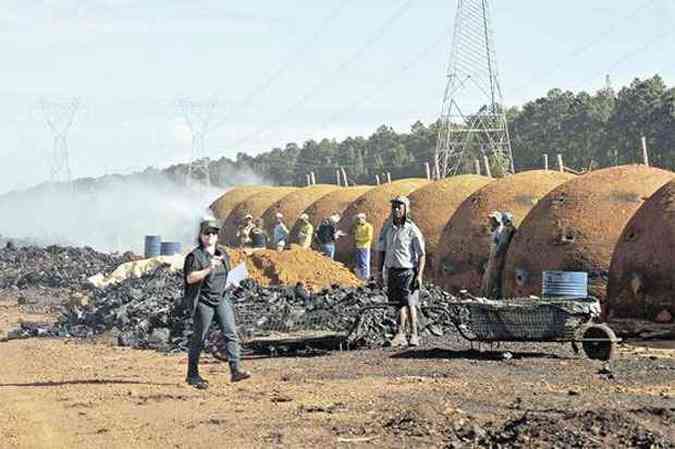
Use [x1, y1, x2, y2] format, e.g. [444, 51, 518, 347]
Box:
[0, 244, 136, 291]
[7, 264, 458, 353]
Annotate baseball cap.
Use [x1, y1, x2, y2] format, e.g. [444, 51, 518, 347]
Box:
[488, 211, 503, 221]
[200, 219, 221, 233]
[390, 195, 410, 208]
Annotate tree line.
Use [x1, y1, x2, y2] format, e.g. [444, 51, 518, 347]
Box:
[186, 74, 672, 187]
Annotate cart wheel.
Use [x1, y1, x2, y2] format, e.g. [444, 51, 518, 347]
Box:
[581, 324, 617, 361]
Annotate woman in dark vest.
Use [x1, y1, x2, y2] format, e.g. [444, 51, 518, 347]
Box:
[183, 219, 251, 389]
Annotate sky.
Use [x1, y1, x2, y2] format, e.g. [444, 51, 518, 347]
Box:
[1, 0, 674, 194]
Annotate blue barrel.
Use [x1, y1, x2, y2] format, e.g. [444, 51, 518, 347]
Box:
[144, 235, 161, 258]
[542, 271, 588, 298]
[160, 241, 182, 256]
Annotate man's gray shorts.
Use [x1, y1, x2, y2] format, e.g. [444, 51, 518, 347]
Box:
[387, 267, 419, 308]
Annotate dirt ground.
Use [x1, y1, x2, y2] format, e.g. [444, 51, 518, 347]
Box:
[1, 294, 674, 449]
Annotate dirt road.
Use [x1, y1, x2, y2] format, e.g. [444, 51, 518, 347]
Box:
[1, 298, 674, 448]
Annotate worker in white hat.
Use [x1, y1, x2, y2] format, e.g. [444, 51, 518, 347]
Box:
[273, 212, 289, 251]
[481, 210, 515, 298]
[375, 195, 426, 347]
[352, 212, 373, 280]
[295, 213, 314, 249]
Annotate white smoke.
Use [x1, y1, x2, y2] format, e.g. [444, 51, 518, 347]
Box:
[0, 169, 267, 254]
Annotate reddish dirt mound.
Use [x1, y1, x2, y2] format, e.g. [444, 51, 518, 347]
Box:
[260, 185, 340, 236]
[335, 179, 430, 265]
[221, 187, 297, 246]
[607, 180, 675, 322]
[209, 186, 272, 221]
[434, 170, 575, 295]
[228, 246, 361, 290]
[289, 186, 373, 244]
[502, 165, 674, 303]
[408, 175, 492, 278]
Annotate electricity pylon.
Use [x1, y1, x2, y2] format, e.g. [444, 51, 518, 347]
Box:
[434, 0, 514, 178]
[176, 97, 217, 189]
[40, 97, 80, 185]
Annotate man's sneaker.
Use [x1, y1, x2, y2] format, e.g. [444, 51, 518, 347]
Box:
[409, 334, 420, 347]
[230, 370, 251, 383]
[186, 375, 209, 390]
[389, 333, 408, 348]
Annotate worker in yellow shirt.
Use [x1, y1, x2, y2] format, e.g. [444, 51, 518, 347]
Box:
[352, 213, 373, 280]
[296, 213, 314, 249]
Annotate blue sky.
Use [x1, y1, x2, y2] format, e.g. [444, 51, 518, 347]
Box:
[0, 0, 674, 194]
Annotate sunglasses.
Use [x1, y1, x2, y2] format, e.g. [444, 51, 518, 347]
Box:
[202, 229, 219, 236]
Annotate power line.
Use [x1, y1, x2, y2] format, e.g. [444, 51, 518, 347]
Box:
[574, 28, 675, 90]
[509, 0, 655, 98]
[317, 28, 449, 131]
[209, 0, 353, 131]
[225, 0, 416, 151]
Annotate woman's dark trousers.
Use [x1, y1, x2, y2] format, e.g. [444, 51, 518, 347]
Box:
[187, 299, 241, 378]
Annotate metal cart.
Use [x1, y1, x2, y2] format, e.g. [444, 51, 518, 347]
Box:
[351, 295, 620, 361]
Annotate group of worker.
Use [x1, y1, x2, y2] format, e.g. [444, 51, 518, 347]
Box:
[233, 210, 375, 280]
[183, 195, 425, 389]
[182, 195, 517, 390]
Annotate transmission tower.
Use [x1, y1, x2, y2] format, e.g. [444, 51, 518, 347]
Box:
[434, 0, 513, 178]
[176, 97, 217, 189]
[40, 97, 80, 185]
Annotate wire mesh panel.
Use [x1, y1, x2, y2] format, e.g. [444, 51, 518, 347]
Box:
[233, 302, 355, 345]
[448, 297, 600, 342]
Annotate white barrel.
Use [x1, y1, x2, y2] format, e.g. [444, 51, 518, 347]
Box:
[542, 271, 588, 298]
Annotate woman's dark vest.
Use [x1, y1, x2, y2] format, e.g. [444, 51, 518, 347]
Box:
[183, 246, 231, 317]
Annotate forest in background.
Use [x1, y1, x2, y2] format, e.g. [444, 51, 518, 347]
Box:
[194, 74, 675, 186]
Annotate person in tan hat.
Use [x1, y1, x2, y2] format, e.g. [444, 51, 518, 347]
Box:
[295, 213, 314, 249]
[183, 219, 251, 389]
[375, 196, 425, 347]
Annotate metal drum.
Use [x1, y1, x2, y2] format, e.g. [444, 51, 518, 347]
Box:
[542, 271, 588, 298]
[160, 241, 182, 256]
[144, 235, 161, 258]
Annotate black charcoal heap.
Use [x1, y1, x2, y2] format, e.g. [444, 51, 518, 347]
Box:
[8, 264, 457, 352]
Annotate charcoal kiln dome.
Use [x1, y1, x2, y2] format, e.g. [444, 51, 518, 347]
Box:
[434, 170, 575, 295]
[261, 185, 340, 236]
[335, 178, 430, 264]
[502, 165, 674, 303]
[606, 180, 675, 322]
[221, 187, 297, 246]
[209, 186, 272, 221]
[408, 175, 492, 277]
[290, 186, 373, 242]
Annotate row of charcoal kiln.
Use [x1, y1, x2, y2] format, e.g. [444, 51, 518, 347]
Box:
[206, 165, 675, 324]
[143, 236, 182, 258]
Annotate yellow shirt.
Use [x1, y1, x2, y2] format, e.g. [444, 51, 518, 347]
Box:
[296, 222, 314, 249]
[353, 222, 373, 249]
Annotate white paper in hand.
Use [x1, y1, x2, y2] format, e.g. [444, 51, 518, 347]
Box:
[226, 263, 249, 288]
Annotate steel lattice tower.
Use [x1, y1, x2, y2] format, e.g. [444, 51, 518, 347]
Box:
[176, 98, 217, 189]
[40, 97, 80, 185]
[434, 0, 514, 178]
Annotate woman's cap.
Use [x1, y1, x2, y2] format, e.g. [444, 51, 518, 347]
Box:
[200, 219, 221, 233]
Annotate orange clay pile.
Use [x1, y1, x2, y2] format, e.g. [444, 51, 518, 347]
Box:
[227, 245, 361, 290]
